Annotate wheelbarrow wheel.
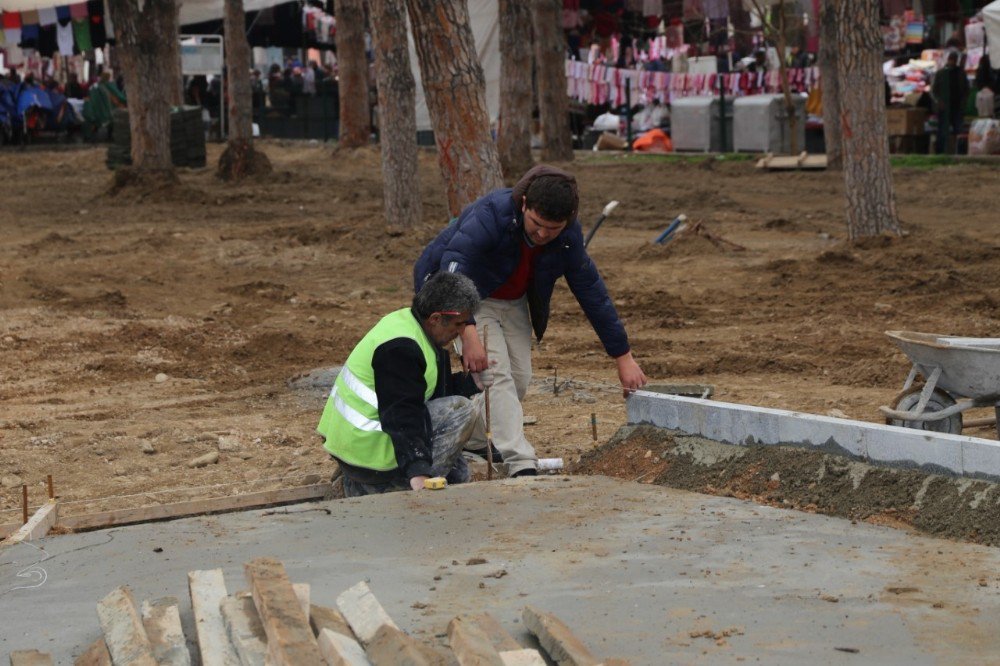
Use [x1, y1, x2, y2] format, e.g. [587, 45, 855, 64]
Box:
[887, 389, 963, 434]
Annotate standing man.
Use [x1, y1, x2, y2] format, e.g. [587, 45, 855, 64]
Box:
[318, 272, 492, 497]
[414, 165, 647, 477]
[932, 51, 970, 154]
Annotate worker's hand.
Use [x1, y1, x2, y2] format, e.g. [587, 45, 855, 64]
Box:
[472, 360, 498, 391]
[615, 352, 648, 398]
[460, 325, 489, 373]
[410, 476, 429, 491]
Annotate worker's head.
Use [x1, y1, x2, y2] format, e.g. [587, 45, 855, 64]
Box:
[521, 174, 577, 246]
[946, 51, 960, 67]
[413, 272, 480, 348]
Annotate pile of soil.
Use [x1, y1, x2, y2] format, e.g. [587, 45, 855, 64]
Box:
[576, 425, 1000, 546]
[1, 143, 999, 523]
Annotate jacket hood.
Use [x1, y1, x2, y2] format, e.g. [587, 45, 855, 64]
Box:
[510, 165, 579, 221]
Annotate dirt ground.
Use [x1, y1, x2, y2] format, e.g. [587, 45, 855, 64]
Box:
[1, 142, 999, 523]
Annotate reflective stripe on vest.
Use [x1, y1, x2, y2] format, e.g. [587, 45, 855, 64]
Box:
[317, 308, 438, 471]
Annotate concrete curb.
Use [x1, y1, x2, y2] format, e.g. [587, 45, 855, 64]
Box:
[626, 390, 1000, 482]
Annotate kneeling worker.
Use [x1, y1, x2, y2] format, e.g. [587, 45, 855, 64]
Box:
[317, 272, 491, 497]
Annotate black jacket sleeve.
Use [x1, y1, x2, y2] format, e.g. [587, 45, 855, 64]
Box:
[371, 339, 434, 480]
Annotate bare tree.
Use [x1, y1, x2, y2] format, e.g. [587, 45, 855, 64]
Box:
[497, 0, 534, 179]
[746, 0, 800, 154]
[218, 0, 272, 180]
[833, 0, 900, 238]
[368, 0, 422, 230]
[818, 0, 842, 169]
[106, 0, 178, 181]
[335, 0, 371, 149]
[532, 0, 573, 162]
[405, 0, 503, 216]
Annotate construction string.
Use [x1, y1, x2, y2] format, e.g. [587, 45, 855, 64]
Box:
[0, 472, 322, 517]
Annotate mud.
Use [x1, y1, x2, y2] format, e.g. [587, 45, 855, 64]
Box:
[576, 424, 1000, 546]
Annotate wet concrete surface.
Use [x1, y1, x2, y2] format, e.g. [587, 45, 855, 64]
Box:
[1, 476, 999, 664]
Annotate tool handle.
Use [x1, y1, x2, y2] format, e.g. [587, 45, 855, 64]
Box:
[483, 325, 493, 481]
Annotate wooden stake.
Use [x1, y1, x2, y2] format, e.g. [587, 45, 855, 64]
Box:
[483, 325, 493, 482]
[591, 413, 598, 443]
[47, 474, 54, 500]
[22, 484, 28, 525]
[553, 367, 559, 395]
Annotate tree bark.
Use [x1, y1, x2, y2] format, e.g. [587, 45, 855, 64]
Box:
[834, 0, 900, 239]
[405, 0, 503, 216]
[167, 3, 184, 107]
[774, 2, 798, 155]
[368, 0, 422, 230]
[497, 0, 534, 179]
[532, 0, 573, 162]
[218, 0, 272, 180]
[106, 0, 177, 178]
[818, 0, 843, 169]
[335, 0, 371, 149]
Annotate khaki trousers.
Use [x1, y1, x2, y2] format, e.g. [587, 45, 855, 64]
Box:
[467, 297, 537, 475]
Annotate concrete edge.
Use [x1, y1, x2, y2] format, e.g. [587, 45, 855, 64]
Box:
[626, 391, 1000, 482]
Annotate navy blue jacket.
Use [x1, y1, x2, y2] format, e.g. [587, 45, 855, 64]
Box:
[413, 188, 630, 358]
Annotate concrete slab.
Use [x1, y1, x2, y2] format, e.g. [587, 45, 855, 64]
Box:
[627, 391, 1000, 480]
[1, 477, 999, 665]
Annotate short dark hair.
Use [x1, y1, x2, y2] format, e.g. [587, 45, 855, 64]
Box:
[412, 272, 480, 321]
[524, 175, 578, 222]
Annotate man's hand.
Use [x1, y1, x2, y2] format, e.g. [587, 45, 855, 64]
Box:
[615, 351, 647, 398]
[472, 359, 498, 391]
[410, 476, 429, 491]
[460, 325, 488, 373]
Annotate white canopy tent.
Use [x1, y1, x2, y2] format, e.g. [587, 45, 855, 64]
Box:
[986, 0, 1000, 68]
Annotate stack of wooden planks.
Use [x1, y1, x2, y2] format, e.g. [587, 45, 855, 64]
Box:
[8, 557, 627, 666]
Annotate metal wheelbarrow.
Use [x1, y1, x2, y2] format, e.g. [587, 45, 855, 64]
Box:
[879, 331, 1000, 437]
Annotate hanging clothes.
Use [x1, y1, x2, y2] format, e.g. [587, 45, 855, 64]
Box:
[87, 1, 107, 47]
[57, 19, 74, 56]
[38, 24, 57, 56]
[69, 3, 88, 19]
[72, 19, 91, 52]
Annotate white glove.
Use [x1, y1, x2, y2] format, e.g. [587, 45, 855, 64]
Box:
[473, 362, 496, 391]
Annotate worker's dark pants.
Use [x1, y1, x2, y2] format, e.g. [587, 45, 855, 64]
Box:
[339, 396, 477, 498]
[936, 111, 963, 154]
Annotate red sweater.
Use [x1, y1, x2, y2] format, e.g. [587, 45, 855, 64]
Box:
[490, 239, 542, 300]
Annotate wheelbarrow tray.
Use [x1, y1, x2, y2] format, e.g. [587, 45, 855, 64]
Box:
[886, 330, 1000, 400]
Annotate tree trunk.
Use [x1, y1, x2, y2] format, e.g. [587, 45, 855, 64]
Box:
[167, 3, 184, 106]
[106, 0, 177, 178]
[819, 0, 843, 169]
[532, 0, 573, 162]
[834, 0, 900, 239]
[368, 0, 422, 230]
[774, 3, 798, 155]
[405, 0, 503, 216]
[335, 0, 371, 149]
[497, 0, 534, 180]
[218, 0, 272, 180]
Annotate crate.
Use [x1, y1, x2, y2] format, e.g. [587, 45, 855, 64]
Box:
[886, 107, 927, 136]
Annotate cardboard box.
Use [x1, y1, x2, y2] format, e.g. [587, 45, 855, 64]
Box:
[886, 107, 927, 136]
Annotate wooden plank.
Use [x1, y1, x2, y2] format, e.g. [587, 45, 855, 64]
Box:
[499, 650, 547, 666]
[336, 581, 398, 646]
[58, 484, 330, 532]
[463, 614, 521, 653]
[1, 502, 58, 546]
[9, 650, 54, 666]
[73, 639, 111, 666]
[310, 604, 355, 640]
[188, 569, 240, 666]
[317, 628, 371, 666]
[95, 586, 158, 666]
[140, 597, 191, 666]
[364, 625, 444, 666]
[244, 557, 324, 666]
[521, 607, 600, 666]
[293, 583, 311, 620]
[447, 616, 504, 666]
[220, 595, 267, 666]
